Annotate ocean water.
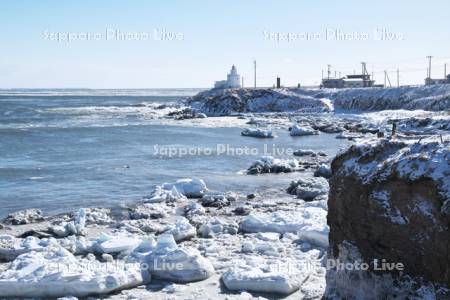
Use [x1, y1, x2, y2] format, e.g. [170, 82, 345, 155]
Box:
[0, 89, 348, 218]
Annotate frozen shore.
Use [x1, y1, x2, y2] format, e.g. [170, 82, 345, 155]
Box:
[0, 172, 331, 299]
[1, 85, 450, 299]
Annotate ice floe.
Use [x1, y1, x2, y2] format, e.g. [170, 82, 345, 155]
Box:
[222, 268, 305, 295]
[146, 234, 215, 283]
[162, 178, 209, 198]
[0, 246, 145, 298]
[241, 128, 275, 138]
[164, 216, 197, 242]
[49, 208, 86, 238]
[290, 124, 319, 136]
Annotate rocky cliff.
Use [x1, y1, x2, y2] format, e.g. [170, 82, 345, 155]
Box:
[327, 137, 450, 297]
[187, 85, 450, 115]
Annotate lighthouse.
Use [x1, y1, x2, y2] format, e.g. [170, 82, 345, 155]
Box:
[214, 65, 241, 89]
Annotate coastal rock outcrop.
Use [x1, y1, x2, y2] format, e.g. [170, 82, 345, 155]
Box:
[187, 88, 332, 116]
[327, 137, 450, 295]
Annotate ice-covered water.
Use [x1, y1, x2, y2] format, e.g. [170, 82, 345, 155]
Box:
[0, 89, 348, 218]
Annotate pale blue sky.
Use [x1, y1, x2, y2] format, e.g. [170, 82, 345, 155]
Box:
[1, 0, 449, 88]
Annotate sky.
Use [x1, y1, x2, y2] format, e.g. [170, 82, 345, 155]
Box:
[1, 0, 450, 88]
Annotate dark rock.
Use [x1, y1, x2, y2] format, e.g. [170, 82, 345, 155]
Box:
[327, 138, 450, 289]
[233, 206, 251, 216]
[201, 192, 236, 208]
[246, 193, 256, 200]
[19, 230, 52, 238]
[167, 108, 206, 120]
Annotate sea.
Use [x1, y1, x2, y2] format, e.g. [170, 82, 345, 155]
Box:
[0, 89, 347, 218]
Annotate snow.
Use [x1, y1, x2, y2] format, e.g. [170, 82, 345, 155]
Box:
[369, 190, 408, 224]
[239, 207, 329, 248]
[84, 208, 113, 225]
[49, 208, 86, 237]
[129, 203, 169, 220]
[290, 124, 319, 136]
[178, 201, 206, 220]
[162, 178, 209, 198]
[338, 137, 450, 214]
[222, 268, 305, 295]
[0, 247, 144, 298]
[145, 186, 187, 203]
[118, 219, 165, 234]
[241, 128, 275, 138]
[0, 235, 49, 261]
[314, 164, 332, 179]
[95, 233, 142, 254]
[146, 234, 215, 283]
[164, 216, 197, 242]
[198, 218, 238, 238]
[3, 209, 44, 225]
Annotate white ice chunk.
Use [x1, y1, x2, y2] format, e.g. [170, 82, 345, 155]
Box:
[164, 216, 197, 242]
[0, 247, 144, 298]
[290, 124, 319, 136]
[222, 268, 305, 295]
[147, 234, 214, 283]
[162, 178, 208, 198]
[96, 233, 142, 254]
[240, 208, 329, 248]
[241, 128, 275, 138]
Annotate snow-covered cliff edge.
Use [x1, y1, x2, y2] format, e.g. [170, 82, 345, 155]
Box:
[187, 88, 332, 116]
[187, 85, 450, 115]
[326, 137, 450, 298]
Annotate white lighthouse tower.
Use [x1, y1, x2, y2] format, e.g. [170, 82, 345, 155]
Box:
[214, 65, 241, 89]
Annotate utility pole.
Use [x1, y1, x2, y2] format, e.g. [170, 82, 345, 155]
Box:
[426, 56, 433, 78]
[384, 70, 392, 87]
[397, 69, 400, 87]
[242, 76, 244, 88]
[445, 63, 447, 78]
[361, 62, 368, 75]
[253, 60, 256, 88]
[327, 64, 331, 79]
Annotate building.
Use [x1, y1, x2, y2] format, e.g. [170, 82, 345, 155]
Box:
[321, 63, 376, 89]
[321, 78, 345, 88]
[425, 75, 450, 85]
[214, 65, 241, 89]
[321, 75, 375, 89]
